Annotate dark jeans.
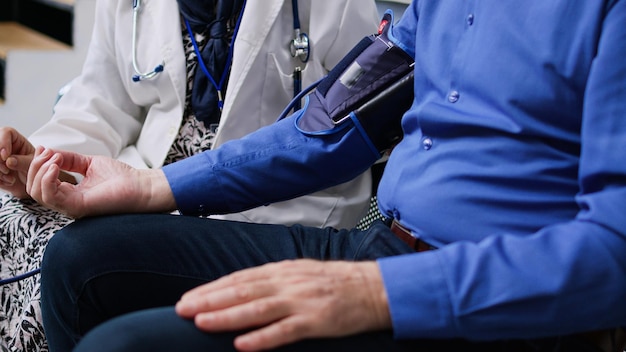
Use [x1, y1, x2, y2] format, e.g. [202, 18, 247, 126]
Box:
[40, 214, 602, 352]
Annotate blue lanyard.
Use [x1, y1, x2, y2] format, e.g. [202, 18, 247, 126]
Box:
[184, 0, 246, 111]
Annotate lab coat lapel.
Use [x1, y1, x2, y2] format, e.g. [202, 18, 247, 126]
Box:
[145, 0, 187, 112]
[220, 0, 284, 120]
[135, 0, 187, 168]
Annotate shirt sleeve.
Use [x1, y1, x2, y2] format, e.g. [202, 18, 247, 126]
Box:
[378, 0, 626, 340]
[162, 114, 379, 216]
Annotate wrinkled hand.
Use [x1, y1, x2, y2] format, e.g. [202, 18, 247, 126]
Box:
[26, 146, 176, 218]
[0, 127, 35, 198]
[176, 259, 391, 352]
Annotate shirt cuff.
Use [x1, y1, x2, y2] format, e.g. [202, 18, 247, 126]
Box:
[162, 152, 224, 216]
[377, 251, 454, 339]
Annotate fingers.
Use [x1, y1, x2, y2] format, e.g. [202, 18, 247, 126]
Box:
[180, 264, 274, 303]
[1, 154, 33, 187]
[176, 261, 309, 318]
[0, 160, 12, 181]
[28, 146, 89, 184]
[176, 262, 308, 333]
[180, 260, 316, 303]
[0, 169, 16, 187]
[0, 127, 17, 159]
[0, 127, 34, 159]
[5, 154, 33, 172]
[194, 296, 289, 332]
[176, 272, 277, 318]
[175, 260, 326, 352]
[1, 128, 34, 196]
[0, 143, 13, 176]
[179, 280, 305, 352]
[0, 164, 27, 198]
[26, 146, 61, 202]
[234, 315, 311, 352]
[26, 147, 81, 216]
[0, 131, 32, 196]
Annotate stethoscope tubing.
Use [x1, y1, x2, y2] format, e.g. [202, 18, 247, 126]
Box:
[131, 0, 164, 82]
[292, 0, 301, 30]
[277, 76, 322, 121]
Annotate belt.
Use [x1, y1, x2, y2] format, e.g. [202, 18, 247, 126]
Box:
[390, 220, 436, 252]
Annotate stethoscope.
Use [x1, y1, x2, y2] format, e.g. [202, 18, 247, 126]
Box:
[289, 0, 309, 63]
[131, 0, 309, 78]
[289, 0, 309, 110]
[131, 0, 164, 82]
[130, 0, 309, 112]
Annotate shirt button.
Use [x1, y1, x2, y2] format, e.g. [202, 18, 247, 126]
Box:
[448, 90, 460, 103]
[422, 137, 433, 150]
[467, 14, 474, 26]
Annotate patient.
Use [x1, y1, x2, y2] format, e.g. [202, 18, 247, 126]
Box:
[0, 0, 379, 349]
[28, 1, 626, 350]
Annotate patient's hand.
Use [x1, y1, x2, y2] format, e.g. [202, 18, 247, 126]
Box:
[26, 146, 176, 218]
[176, 260, 391, 352]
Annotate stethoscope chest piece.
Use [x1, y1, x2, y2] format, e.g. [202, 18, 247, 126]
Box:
[289, 0, 309, 63]
[290, 30, 310, 63]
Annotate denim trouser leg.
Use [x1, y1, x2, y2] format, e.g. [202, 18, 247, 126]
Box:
[42, 214, 607, 352]
[71, 306, 609, 352]
[73, 307, 424, 352]
[40, 213, 412, 351]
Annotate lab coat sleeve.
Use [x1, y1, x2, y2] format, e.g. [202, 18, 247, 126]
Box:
[28, 0, 144, 165]
[162, 114, 379, 216]
[378, 0, 626, 340]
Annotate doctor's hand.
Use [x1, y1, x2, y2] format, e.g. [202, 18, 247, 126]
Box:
[175, 259, 392, 352]
[26, 146, 176, 218]
[1, 127, 77, 199]
[0, 127, 35, 198]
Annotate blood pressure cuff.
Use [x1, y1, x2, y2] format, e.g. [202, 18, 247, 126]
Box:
[295, 11, 414, 156]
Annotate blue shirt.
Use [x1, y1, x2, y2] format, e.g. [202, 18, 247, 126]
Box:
[164, 0, 626, 340]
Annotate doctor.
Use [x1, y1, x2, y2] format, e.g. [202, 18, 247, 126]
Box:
[0, 0, 380, 350]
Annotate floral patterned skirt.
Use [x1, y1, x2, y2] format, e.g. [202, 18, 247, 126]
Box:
[0, 194, 72, 352]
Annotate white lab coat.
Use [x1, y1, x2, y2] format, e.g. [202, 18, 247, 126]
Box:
[29, 0, 380, 229]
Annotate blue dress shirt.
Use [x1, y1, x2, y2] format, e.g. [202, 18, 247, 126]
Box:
[164, 0, 626, 341]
